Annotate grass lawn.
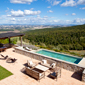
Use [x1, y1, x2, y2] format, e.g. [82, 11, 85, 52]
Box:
[0, 65, 13, 80]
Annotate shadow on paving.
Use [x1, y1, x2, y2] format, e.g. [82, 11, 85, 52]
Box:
[23, 63, 28, 67]
[71, 72, 82, 81]
[20, 67, 40, 81]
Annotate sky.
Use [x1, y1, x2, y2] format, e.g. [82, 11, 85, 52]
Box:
[0, 0, 85, 25]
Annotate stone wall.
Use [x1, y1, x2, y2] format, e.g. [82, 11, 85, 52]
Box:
[82, 69, 85, 82]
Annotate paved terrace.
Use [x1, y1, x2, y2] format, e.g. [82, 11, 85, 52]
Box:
[0, 48, 85, 85]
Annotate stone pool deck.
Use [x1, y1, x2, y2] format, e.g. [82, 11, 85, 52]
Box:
[0, 48, 85, 85]
[78, 58, 85, 67]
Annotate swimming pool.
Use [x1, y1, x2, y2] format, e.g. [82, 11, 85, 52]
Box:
[36, 50, 82, 64]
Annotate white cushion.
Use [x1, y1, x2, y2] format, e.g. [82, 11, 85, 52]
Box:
[26, 47, 30, 50]
[27, 60, 33, 66]
[39, 73, 42, 76]
[51, 63, 56, 68]
[42, 60, 47, 64]
[29, 61, 33, 65]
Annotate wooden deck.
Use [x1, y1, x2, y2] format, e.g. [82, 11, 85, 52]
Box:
[0, 48, 85, 85]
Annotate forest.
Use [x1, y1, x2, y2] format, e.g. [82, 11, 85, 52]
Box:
[23, 25, 85, 52]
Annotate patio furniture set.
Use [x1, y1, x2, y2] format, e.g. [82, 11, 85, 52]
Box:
[25, 59, 61, 81]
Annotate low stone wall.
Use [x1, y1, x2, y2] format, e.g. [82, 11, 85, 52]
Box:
[82, 69, 85, 82]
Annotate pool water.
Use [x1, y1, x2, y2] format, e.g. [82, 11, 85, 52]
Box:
[36, 50, 82, 64]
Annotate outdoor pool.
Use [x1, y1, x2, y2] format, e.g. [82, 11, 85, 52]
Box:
[36, 50, 82, 64]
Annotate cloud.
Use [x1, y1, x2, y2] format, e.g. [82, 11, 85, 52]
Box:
[47, 10, 53, 13]
[47, 0, 61, 6]
[65, 14, 68, 16]
[47, 6, 51, 8]
[1, 14, 85, 25]
[5, 7, 9, 12]
[10, 0, 36, 4]
[7, 15, 11, 17]
[11, 10, 24, 17]
[61, 0, 76, 7]
[11, 18, 16, 21]
[24, 10, 41, 15]
[72, 13, 76, 15]
[77, 0, 85, 5]
[73, 18, 85, 24]
[53, 0, 61, 5]
[8, 10, 41, 17]
[60, 0, 85, 7]
[30, 8, 34, 10]
[80, 7, 85, 10]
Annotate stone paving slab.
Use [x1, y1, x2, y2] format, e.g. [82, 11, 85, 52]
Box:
[78, 58, 85, 67]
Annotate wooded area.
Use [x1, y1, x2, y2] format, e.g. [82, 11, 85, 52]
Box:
[23, 25, 85, 51]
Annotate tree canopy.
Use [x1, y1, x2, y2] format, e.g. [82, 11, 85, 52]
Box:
[23, 25, 85, 50]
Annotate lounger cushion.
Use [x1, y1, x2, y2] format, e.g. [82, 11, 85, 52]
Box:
[50, 63, 56, 68]
[42, 60, 47, 64]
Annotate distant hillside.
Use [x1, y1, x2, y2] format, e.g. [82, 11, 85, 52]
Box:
[23, 25, 85, 50]
[0, 29, 14, 31]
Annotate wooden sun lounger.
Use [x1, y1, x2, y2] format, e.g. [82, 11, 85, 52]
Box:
[0, 54, 8, 60]
[6, 57, 17, 63]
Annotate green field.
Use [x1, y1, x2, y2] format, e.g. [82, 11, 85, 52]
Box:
[0, 66, 13, 80]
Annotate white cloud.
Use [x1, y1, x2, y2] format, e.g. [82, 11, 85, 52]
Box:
[10, 0, 36, 4]
[11, 18, 16, 21]
[73, 18, 85, 24]
[47, 6, 51, 8]
[47, 0, 61, 6]
[11, 10, 24, 17]
[61, 0, 76, 7]
[30, 8, 34, 10]
[7, 15, 11, 17]
[24, 10, 41, 15]
[8, 10, 41, 17]
[60, 0, 85, 7]
[47, 10, 53, 13]
[77, 0, 85, 5]
[72, 13, 76, 15]
[53, 0, 61, 5]
[44, 16, 48, 18]
[5, 7, 9, 12]
[0, 14, 85, 25]
[80, 7, 85, 10]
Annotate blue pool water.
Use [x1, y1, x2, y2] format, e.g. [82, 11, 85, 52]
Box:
[36, 50, 82, 64]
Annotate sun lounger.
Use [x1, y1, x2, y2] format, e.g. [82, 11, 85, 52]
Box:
[25, 47, 32, 51]
[6, 57, 17, 63]
[0, 54, 8, 60]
